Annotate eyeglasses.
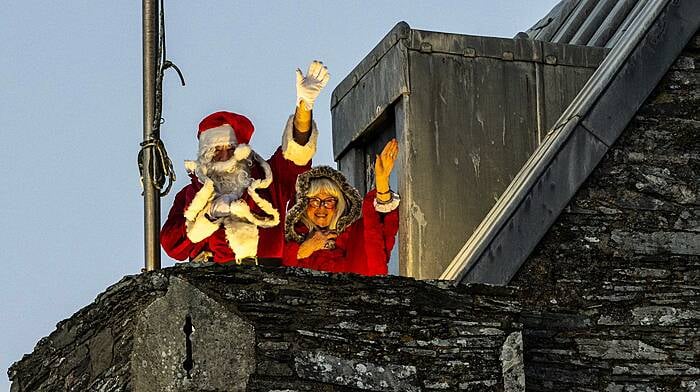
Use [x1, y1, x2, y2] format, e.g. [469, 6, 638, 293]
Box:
[307, 196, 338, 209]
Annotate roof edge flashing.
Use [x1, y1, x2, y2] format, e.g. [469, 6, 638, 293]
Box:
[331, 21, 410, 110]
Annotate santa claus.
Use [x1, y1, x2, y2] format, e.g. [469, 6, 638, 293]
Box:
[161, 61, 329, 265]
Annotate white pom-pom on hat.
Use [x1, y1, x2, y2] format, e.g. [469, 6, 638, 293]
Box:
[233, 144, 252, 161]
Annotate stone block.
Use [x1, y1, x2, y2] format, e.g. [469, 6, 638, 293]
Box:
[131, 276, 256, 391]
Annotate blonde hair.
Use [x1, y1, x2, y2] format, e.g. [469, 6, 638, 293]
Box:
[301, 178, 346, 231]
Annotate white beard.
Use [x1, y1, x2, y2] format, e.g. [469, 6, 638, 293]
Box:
[202, 156, 253, 200]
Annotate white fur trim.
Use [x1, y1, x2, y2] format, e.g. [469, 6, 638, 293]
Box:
[229, 199, 252, 219]
[198, 124, 237, 153]
[251, 151, 274, 189]
[246, 179, 280, 228]
[240, 152, 280, 228]
[185, 210, 220, 243]
[281, 115, 318, 165]
[374, 192, 401, 213]
[233, 144, 251, 161]
[224, 219, 259, 260]
[201, 151, 280, 229]
[183, 179, 215, 221]
[184, 160, 198, 174]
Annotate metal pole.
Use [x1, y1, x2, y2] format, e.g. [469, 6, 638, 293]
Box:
[142, 0, 161, 271]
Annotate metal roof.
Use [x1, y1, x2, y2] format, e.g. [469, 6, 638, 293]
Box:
[526, 0, 653, 49]
[442, 0, 700, 284]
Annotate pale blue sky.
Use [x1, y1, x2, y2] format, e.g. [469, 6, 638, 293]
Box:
[1, 1, 558, 388]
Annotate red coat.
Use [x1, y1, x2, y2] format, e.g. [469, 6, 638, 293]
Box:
[161, 147, 310, 263]
[283, 190, 399, 275]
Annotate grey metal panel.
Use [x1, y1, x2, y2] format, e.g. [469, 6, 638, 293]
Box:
[331, 43, 409, 159]
[569, 0, 618, 45]
[463, 124, 608, 284]
[544, 0, 667, 128]
[332, 26, 605, 280]
[394, 99, 415, 278]
[542, 64, 597, 130]
[409, 28, 608, 67]
[337, 147, 366, 195]
[440, 118, 577, 282]
[361, 115, 398, 192]
[605, 0, 650, 49]
[408, 29, 541, 62]
[541, 41, 608, 68]
[535, 62, 546, 142]
[525, 0, 654, 49]
[402, 52, 541, 279]
[551, 0, 601, 44]
[587, 0, 637, 47]
[583, 0, 700, 146]
[504, 61, 541, 156]
[526, 0, 582, 42]
[331, 22, 410, 109]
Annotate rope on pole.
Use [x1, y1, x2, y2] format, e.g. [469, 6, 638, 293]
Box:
[138, 0, 184, 197]
[138, 137, 175, 196]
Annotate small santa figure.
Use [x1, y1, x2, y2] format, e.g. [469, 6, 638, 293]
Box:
[161, 61, 329, 265]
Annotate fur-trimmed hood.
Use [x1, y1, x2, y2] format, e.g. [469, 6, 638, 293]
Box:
[285, 166, 363, 243]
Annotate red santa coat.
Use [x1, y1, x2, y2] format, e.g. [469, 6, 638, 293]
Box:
[282, 167, 400, 276]
[161, 117, 316, 263]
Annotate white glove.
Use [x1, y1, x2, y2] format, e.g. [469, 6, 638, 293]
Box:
[296, 60, 330, 110]
[209, 194, 238, 219]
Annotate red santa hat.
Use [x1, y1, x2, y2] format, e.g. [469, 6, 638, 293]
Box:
[197, 111, 254, 153]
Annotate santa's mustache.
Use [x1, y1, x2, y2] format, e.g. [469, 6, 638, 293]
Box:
[199, 154, 253, 198]
[208, 156, 251, 174]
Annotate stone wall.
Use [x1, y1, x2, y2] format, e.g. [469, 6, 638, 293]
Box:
[511, 33, 700, 391]
[7, 273, 169, 392]
[9, 265, 523, 391]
